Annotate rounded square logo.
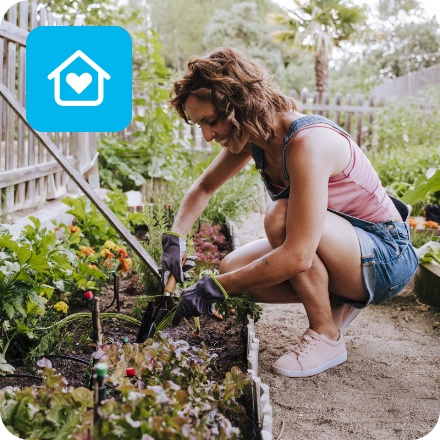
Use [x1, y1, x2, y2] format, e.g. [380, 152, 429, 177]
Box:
[26, 26, 132, 132]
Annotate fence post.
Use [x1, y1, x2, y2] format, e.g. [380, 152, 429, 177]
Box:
[356, 94, 364, 148]
[87, 132, 100, 189]
[323, 92, 329, 118]
[334, 92, 341, 125]
[4, 4, 18, 213]
[345, 93, 352, 135]
[67, 132, 80, 193]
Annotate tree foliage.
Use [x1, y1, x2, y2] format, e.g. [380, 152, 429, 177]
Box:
[267, 0, 367, 101]
[39, 0, 118, 25]
[203, 2, 286, 76]
[147, 0, 282, 69]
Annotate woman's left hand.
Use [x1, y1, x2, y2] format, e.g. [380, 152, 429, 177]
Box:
[172, 273, 228, 326]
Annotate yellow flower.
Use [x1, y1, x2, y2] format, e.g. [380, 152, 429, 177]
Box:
[104, 240, 116, 250]
[101, 248, 115, 259]
[54, 301, 69, 314]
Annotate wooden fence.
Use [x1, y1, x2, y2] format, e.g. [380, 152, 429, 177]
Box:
[190, 90, 377, 150]
[0, 0, 99, 220]
[297, 90, 376, 149]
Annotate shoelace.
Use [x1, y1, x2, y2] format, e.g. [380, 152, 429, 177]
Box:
[291, 333, 319, 357]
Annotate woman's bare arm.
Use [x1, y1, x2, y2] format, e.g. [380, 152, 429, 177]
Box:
[171, 148, 251, 236]
[217, 132, 338, 294]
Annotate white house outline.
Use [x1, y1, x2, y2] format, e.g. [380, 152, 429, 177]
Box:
[47, 50, 111, 107]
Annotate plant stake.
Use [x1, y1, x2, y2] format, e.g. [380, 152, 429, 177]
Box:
[93, 362, 108, 425]
[113, 271, 120, 312]
[92, 297, 103, 345]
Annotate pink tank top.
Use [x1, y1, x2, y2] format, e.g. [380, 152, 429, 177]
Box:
[314, 125, 395, 223]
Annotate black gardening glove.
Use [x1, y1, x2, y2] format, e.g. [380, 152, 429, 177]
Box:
[161, 232, 197, 284]
[172, 273, 228, 326]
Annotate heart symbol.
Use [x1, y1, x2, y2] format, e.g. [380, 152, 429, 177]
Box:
[66, 72, 93, 94]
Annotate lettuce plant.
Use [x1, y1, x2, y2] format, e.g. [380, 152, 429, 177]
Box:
[0, 359, 93, 439]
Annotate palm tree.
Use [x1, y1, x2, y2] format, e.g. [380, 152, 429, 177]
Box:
[267, 0, 367, 102]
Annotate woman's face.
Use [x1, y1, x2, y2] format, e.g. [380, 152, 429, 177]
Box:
[184, 95, 249, 154]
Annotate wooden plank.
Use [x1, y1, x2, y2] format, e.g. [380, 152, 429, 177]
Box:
[345, 94, 352, 135]
[0, 79, 161, 278]
[0, 21, 28, 46]
[16, 1, 28, 206]
[5, 41, 16, 172]
[36, 6, 48, 199]
[47, 11, 54, 26]
[0, 37, 4, 172]
[7, 4, 18, 24]
[27, 1, 38, 203]
[39, 7, 47, 27]
[0, 158, 74, 188]
[300, 103, 376, 113]
[30, 1, 37, 30]
[356, 94, 363, 147]
[334, 92, 341, 125]
[3, 5, 17, 212]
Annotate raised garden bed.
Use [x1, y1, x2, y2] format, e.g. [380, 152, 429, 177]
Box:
[0, 219, 267, 439]
[413, 262, 440, 308]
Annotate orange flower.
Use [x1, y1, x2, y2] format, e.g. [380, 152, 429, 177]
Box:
[101, 248, 115, 259]
[68, 225, 80, 233]
[103, 258, 113, 268]
[423, 220, 439, 229]
[116, 247, 129, 258]
[408, 218, 418, 228]
[80, 246, 95, 257]
[118, 257, 132, 272]
[88, 264, 98, 270]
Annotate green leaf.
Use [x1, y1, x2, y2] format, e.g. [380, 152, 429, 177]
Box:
[0, 353, 15, 373]
[402, 168, 440, 204]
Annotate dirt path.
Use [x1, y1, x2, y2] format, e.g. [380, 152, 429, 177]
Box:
[234, 212, 440, 440]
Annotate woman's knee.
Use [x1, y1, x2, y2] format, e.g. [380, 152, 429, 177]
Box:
[219, 252, 236, 274]
[264, 199, 288, 248]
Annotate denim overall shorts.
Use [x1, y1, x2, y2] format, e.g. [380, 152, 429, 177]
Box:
[252, 115, 419, 308]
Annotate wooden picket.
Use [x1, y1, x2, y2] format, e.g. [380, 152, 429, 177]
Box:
[298, 90, 376, 149]
[0, 0, 99, 220]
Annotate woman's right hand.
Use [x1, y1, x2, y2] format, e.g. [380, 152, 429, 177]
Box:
[161, 232, 197, 284]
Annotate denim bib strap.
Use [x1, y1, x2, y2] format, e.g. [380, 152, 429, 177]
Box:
[251, 114, 353, 201]
[281, 115, 353, 183]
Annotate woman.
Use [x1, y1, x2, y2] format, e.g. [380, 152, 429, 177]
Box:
[160, 47, 418, 378]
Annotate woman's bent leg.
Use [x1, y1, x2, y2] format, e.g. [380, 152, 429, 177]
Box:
[220, 238, 302, 304]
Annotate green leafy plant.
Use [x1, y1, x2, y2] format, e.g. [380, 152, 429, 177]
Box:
[80, 333, 248, 439]
[367, 95, 440, 203]
[0, 359, 93, 439]
[402, 167, 440, 205]
[58, 195, 125, 248]
[98, 30, 194, 191]
[418, 236, 440, 265]
[0, 217, 111, 371]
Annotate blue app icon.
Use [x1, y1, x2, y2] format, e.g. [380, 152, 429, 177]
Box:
[26, 26, 132, 132]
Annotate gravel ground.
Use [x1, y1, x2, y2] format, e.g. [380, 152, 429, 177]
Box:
[234, 211, 440, 440]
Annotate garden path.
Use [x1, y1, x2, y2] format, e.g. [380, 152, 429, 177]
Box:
[234, 211, 440, 440]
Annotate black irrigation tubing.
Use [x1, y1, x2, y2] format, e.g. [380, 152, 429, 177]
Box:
[43, 354, 91, 366]
[9, 354, 91, 369]
[101, 274, 117, 312]
[1, 374, 43, 381]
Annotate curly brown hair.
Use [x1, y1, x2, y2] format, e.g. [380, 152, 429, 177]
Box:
[170, 47, 296, 144]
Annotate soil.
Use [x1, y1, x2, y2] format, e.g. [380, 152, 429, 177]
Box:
[2, 209, 440, 440]
[0, 240, 253, 439]
[235, 211, 440, 440]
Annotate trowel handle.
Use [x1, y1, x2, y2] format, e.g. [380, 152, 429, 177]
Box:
[164, 253, 187, 296]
